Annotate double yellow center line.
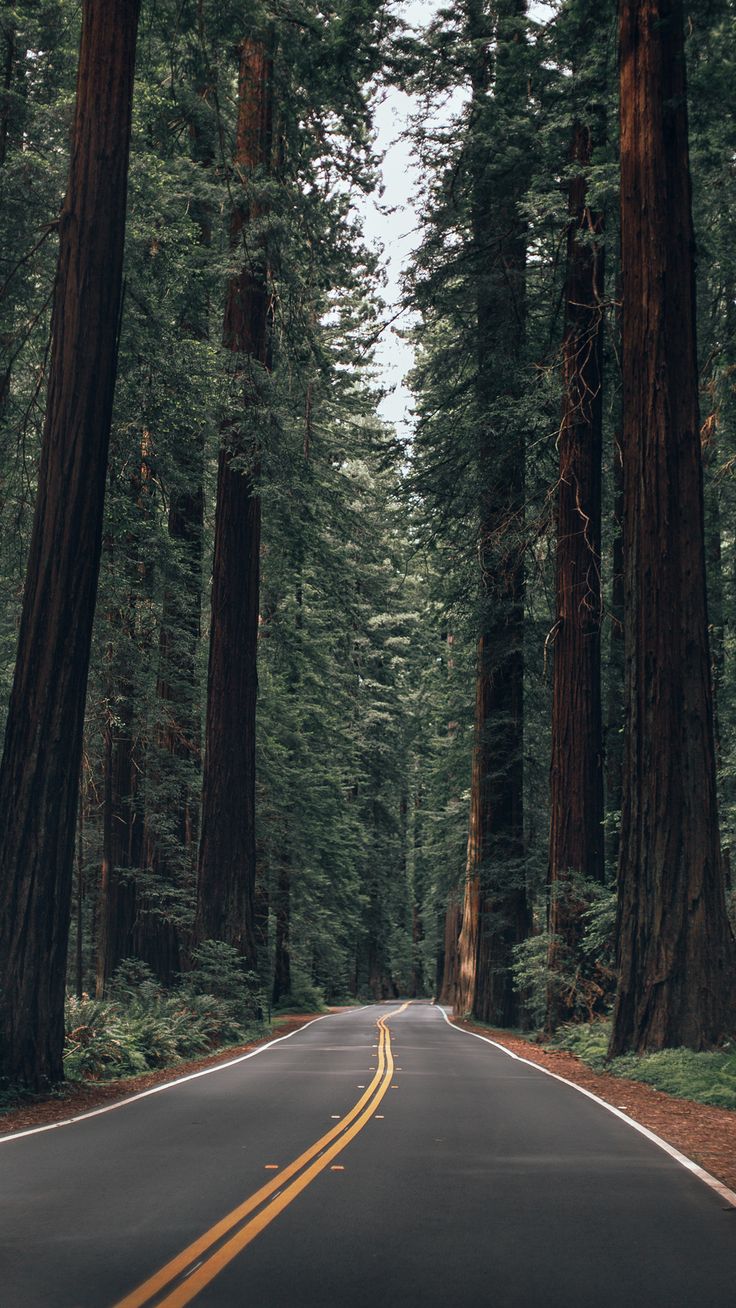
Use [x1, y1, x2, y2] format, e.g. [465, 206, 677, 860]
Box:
[113, 1004, 408, 1308]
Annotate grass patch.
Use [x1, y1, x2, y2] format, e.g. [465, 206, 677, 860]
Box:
[550, 1022, 736, 1110]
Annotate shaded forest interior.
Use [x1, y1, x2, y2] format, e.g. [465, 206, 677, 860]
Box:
[1, 0, 736, 1089]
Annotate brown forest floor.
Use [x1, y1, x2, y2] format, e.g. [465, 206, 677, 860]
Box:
[452, 1017, 736, 1196]
[3, 1007, 735, 1201]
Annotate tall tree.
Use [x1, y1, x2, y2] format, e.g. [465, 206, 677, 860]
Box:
[455, 0, 531, 1025]
[195, 33, 273, 960]
[96, 600, 143, 997]
[0, 0, 140, 1086]
[546, 118, 605, 1029]
[609, 0, 736, 1054]
[132, 55, 217, 984]
[96, 445, 154, 993]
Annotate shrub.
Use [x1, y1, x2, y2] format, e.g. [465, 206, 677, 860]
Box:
[511, 879, 617, 1027]
[62, 948, 267, 1083]
[273, 975, 326, 1014]
[181, 940, 265, 1024]
[108, 958, 162, 1006]
[64, 996, 146, 1080]
[510, 933, 549, 1029]
[550, 1021, 736, 1111]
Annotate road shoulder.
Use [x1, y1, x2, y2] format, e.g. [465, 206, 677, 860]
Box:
[0, 1011, 329, 1136]
[451, 1016, 736, 1195]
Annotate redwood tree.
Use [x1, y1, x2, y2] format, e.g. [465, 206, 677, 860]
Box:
[610, 0, 736, 1054]
[546, 120, 605, 1028]
[0, 0, 140, 1087]
[455, 0, 531, 1025]
[96, 670, 142, 996]
[195, 36, 273, 960]
[438, 895, 462, 1005]
[133, 75, 215, 985]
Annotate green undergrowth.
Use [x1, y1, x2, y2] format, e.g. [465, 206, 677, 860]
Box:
[62, 947, 268, 1083]
[454, 1015, 537, 1042]
[0, 950, 335, 1117]
[550, 1022, 736, 1111]
[271, 976, 328, 1015]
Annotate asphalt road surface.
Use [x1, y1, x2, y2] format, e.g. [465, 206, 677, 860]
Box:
[2, 1001, 735, 1307]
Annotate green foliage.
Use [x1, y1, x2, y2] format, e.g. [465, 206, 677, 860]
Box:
[549, 1021, 611, 1069]
[511, 882, 617, 1028]
[510, 933, 550, 1030]
[552, 1022, 736, 1112]
[273, 975, 326, 1015]
[183, 942, 265, 1025]
[2, 0, 733, 1060]
[62, 953, 266, 1083]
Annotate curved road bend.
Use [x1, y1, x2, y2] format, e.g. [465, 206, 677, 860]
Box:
[1, 1002, 734, 1307]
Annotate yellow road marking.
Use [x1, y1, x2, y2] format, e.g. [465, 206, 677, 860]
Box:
[113, 1003, 409, 1308]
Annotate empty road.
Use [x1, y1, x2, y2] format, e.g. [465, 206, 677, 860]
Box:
[1, 1002, 734, 1306]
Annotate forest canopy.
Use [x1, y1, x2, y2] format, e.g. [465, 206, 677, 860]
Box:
[1, 0, 735, 1090]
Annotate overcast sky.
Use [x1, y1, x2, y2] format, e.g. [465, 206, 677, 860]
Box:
[362, 1, 555, 434]
[360, 0, 442, 435]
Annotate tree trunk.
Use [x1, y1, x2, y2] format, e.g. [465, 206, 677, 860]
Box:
[411, 898, 423, 998]
[702, 415, 724, 765]
[195, 36, 272, 961]
[605, 436, 624, 868]
[75, 784, 85, 999]
[438, 896, 461, 1004]
[455, 0, 530, 1026]
[135, 94, 212, 982]
[271, 858, 291, 1005]
[610, 0, 736, 1055]
[0, 24, 16, 414]
[0, 0, 140, 1088]
[0, 23, 16, 170]
[96, 680, 141, 996]
[546, 121, 605, 1029]
[134, 462, 201, 980]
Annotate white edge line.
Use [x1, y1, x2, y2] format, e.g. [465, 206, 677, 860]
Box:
[0, 1011, 344, 1146]
[439, 1006, 736, 1210]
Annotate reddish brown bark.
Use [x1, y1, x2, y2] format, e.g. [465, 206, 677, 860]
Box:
[438, 896, 462, 1005]
[195, 38, 272, 960]
[75, 789, 84, 998]
[610, 0, 736, 1054]
[0, 0, 140, 1087]
[455, 629, 528, 1025]
[546, 122, 605, 1028]
[455, 0, 530, 1026]
[605, 436, 624, 868]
